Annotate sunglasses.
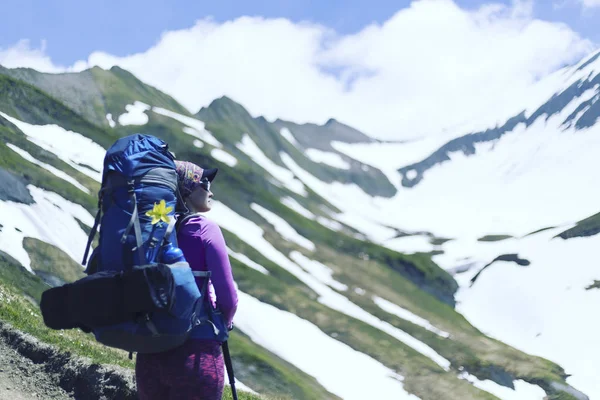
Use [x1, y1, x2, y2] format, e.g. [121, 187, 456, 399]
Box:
[198, 178, 211, 192]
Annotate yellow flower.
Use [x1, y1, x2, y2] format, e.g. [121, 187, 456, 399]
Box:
[145, 199, 173, 225]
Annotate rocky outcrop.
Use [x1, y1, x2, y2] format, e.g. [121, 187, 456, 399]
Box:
[0, 168, 34, 205]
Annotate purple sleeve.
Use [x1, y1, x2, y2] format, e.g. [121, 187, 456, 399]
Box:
[200, 220, 238, 327]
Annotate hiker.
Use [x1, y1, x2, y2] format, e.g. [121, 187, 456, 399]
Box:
[135, 160, 239, 400]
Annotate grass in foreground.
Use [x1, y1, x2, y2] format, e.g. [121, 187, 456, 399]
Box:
[0, 276, 135, 368]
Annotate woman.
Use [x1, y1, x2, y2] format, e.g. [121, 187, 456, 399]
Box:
[135, 160, 239, 400]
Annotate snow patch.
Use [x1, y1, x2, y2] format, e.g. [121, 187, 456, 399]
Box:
[152, 107, 222, 148]
[235, 134, 307, 196]
[280, 197, 315, 219]
[118, 101, 150, 126]
[373, 296, 450, 338]
[105, 113, 116, 128]
[278, 201, 343, 232]
[280, 152, 397, 242]
[235, 292, 420, 400]
[305, 148, 351, 170]
[0, 186, 94, 271]
[0, 112, 104, 182]
[280, 127, 299, 147]
[316, 216, 343, 231]
[6, 144, 90, 194]
[458, 372, 546, 400]
[211, 148, 238, 167]
[290, 251, 348, 291]
[251, 203, 315, 251]
[227, 248, 269, 275]
[384, 235, 436, 254]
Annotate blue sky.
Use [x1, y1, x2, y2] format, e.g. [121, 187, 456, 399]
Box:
[2, 0, 599, 66]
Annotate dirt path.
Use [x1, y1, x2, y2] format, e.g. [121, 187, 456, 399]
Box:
[0, 337, 72, 399]
[0, 321, 137, 400]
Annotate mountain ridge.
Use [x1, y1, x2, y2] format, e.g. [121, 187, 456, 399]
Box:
[398, 50, 600, 188]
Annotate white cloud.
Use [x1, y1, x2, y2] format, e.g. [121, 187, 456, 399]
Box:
[0, 39, 65, 73]
[0, 0, 595, 140]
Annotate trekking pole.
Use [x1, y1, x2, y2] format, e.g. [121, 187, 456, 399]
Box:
[223, 340, 238, 400]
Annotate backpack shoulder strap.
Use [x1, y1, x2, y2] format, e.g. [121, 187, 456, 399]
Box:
[175, 212, 203, 233]
[175, 213, 210, 282]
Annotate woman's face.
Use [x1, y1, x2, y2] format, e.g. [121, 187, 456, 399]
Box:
[185, 179, 213, 213]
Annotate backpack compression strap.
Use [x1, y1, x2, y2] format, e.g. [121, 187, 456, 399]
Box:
[82, 191, 104, 266]
[82, 209, 101, 265]
[121, 181, 146, 266]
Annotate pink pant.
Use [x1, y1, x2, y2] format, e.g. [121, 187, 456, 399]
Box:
[135, 339, 224, 400]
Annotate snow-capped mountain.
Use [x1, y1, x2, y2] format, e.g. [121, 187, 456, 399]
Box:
[330, 49, 600, 399]
[1, 49, 599, 399]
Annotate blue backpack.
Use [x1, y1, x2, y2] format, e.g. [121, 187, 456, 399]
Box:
[80, 134, 223, 354]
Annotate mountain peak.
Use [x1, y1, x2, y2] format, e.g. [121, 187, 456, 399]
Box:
[108, 65, 129, 74]
[196, 95, 253, 121]
[216, 95, 236, 103]
[323, 117, 358, 131]
[211, 95, 247, 110]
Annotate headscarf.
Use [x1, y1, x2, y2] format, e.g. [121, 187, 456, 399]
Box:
[174, 160, 218, 199]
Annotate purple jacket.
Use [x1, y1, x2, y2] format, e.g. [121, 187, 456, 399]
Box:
[177, 214, 238, 330]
